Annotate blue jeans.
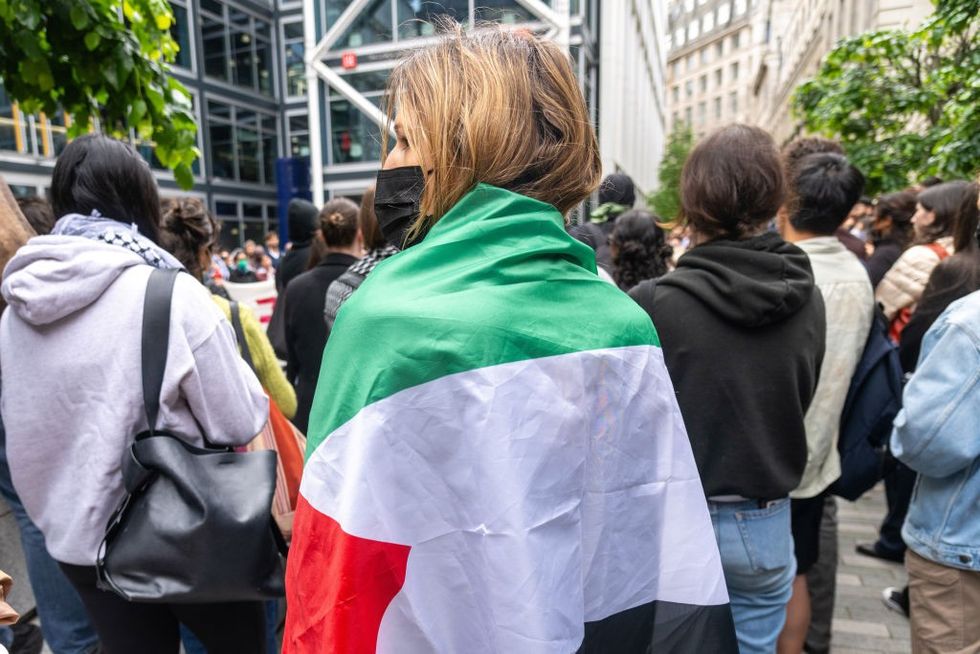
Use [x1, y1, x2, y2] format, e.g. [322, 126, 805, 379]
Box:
[0, 419, 99, 654]
[709, 498, 796, 654]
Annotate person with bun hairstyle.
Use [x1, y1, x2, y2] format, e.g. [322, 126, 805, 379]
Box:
[160, 197, 296, 419]
[609, 209, 672, 291]
[0, 134, 268, 653]
[866, 191, 917, 288]
[630, 124, 826, 653]
[284, 198, 362, 433]
[322, 186, 399, 330]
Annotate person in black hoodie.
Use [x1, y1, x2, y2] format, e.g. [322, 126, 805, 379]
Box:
[277, 198, 320, 292]
[285, 198, 362, 432]
[629, 124, 826, 654]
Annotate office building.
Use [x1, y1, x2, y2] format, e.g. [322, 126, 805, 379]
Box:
[664, 0, 765, 138]
[751, 0, 933, 143]
[0, 0, 669, 246]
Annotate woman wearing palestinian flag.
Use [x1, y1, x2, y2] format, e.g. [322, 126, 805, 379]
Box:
[283, 24, 737, 653]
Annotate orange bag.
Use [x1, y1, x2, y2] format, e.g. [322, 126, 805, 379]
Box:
[229, 301, 306, 542]
[245, 397, 306, 541]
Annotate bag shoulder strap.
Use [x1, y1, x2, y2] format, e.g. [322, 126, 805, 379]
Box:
[229, 301, 256, 372]
[926, 242, 950, 260]
[142, 269, 181, 435]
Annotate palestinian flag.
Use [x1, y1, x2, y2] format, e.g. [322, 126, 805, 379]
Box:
[284, 185, 737, 653]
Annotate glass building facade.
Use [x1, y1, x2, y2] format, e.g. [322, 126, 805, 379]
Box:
[0, 0, 603, 246]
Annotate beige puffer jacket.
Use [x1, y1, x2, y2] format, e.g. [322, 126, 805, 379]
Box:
[875, 236, 954, 320]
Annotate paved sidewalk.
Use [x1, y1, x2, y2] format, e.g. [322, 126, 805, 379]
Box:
[832, 484, 911, 653]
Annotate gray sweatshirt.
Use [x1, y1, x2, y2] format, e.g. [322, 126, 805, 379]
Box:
[0, 235, 268, 565]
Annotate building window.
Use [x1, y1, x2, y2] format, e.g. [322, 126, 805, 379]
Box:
[734, 0, 746, 16]
[214, 199, 278, 250]
[170, 0, 193, 70]
[730, 61, 739, 80]
[282, 20, 306, 97]
[697, 101, 706, 126]
[328, 69, 391, 165]
[714, 68, 723, 87]
[687, 53, 696, 71]
[718, 2, 731, 24]
[703, 11, 715, 32]
[685, 106, 692, 124]
[672, 85, 680, 103]
[200, 2, 274, 95]
[674, 27, 685, 47]
[687, 20, 700, 41]
[714, 96, 722, 119]
[288, 114, 310, 157]
[730, 91, 739, 115]
[699, 75, 707, 92]
[207, 99, 278, 184]
[398, 0, 468, 39]
[335, 0, 393, 48]
[700, 47, 709, 65]
[685, 80, 693, 97]
[732, 30, 742, 49]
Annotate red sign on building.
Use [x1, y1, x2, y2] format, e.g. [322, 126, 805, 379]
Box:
[341, 52, 358, 70]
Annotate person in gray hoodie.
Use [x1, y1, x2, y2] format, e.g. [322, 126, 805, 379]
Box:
[0, 135, 269, 654]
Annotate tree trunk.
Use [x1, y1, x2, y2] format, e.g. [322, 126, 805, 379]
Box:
[0, 176, 37, 311]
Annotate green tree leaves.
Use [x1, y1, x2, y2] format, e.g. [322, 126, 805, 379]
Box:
[0, 0, 199, 188]
[792, 0, 980, 193]
[647, 123, 695, 222]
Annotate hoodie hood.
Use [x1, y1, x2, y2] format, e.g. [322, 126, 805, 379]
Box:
[287, 199, 319, 246]
[659, 231, 816, 327]
[2, 235, 152, 326]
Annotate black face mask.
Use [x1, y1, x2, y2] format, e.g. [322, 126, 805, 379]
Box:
[374, 166, 426, 249]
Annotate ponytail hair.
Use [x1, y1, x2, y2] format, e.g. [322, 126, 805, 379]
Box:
[160, 197, 220, 279]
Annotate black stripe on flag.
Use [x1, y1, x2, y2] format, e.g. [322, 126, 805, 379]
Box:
[578, 600, 738, 653]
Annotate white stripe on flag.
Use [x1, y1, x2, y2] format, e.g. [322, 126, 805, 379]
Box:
[300, 345, 728, 652]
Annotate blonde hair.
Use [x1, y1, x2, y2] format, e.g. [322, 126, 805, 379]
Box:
[384, 23, 601, 235]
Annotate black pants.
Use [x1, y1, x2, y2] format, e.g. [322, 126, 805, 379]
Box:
[877, 462, 916, 556]
[59, 563, 266, 654]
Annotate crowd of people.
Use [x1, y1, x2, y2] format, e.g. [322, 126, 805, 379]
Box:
[0, 22, 977, 654]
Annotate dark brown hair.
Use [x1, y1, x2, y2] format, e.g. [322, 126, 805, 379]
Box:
[610, 210, 672, 291]
[874, 191, 917, 248]
[917, 181, 973, 245]
[51, 134, 162, 243]
[359, 186, 386, 251]
[16, 196, 56, 235]
[160, 197, 220, 279]
[681, 124, 785, 242]
[319, 197, 359, 247]
[307, 197, 359, 270]
[951, 182, 979, 253]
[781, 137, 844, 178]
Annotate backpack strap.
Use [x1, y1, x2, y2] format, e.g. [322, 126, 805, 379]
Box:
[229, 301, 256, 372]
[926, 242, 950, 260]
[141, 269, 181, 435]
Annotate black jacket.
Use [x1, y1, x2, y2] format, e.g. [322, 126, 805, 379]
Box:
[285, 253, 359, 432]
[630, 232, 826, 500]
[867, 239, 903, 289]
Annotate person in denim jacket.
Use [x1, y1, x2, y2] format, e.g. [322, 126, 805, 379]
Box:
[891, 289, 980, 654]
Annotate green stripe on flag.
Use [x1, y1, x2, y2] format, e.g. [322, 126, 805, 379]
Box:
[306, 184, 659, 453]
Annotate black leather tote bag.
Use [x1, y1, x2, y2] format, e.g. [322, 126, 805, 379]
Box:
[96, 268, 286, 603]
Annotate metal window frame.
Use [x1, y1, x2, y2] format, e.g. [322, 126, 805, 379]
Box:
[303, 0, 572, 204]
